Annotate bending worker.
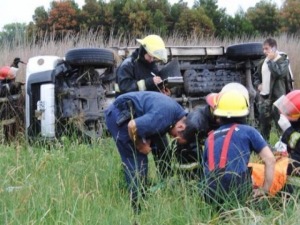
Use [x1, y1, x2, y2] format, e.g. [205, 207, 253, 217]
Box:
[115, 34, 171, 179]
[105, 91, 187, 213]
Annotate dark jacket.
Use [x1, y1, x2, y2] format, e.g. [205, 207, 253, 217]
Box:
[183, 105, 219, 143]
[115, 47, 161, 96]
[281, 121, 300, 176]
[175, 105, 219, 165]
[109, 91, 186, 139]
[253, 53, 290, 101]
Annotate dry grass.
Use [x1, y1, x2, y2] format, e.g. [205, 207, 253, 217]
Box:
[0, 32, 299, 86]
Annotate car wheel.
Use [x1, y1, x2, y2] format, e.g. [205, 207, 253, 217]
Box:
[65, 48, 115, 68]
[226, 42, 264, 60]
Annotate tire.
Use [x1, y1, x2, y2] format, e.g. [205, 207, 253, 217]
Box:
[226, 42, 264, 60]
[65, 48, 114, 68]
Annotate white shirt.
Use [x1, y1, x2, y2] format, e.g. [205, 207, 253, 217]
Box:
[260, 58, 271, 95]
[260, 54, 281, 95]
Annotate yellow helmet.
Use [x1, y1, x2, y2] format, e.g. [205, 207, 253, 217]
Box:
[214, 90, 249, 118]
[221, 82, 250, 106]
[136, 35, 168, 63]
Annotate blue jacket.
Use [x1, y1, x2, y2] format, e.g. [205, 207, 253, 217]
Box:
[112, 91, 186, 139]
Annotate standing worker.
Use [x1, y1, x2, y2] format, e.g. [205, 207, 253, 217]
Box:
[115, 34, 169, 96]
[202, 90, 275, 208]
[105, 91, 187, 213]
[253, 38, 291, 141]
[115, 34, 171, 179]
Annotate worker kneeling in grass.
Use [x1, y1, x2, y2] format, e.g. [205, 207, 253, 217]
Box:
[104, 91, 187, 214]
[201, 90, 275, 208]
[248, 90, 300, 195]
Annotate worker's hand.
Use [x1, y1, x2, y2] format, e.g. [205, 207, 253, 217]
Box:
[128, 120, 137, 141]
[257, 84, 262, 92]
[252, 187, 267, 198]
[153, 76, 162, 84]
[278, 114, 291, 132]
[136, 138, 151, 155]
[266, 50, 278, 61]
[161, 87, 171, 96]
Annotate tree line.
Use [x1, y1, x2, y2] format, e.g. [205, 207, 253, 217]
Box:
[1, 0, 300, 44]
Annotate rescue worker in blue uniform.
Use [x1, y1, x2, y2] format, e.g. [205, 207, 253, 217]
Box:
[202, 90, 275, 209]
[105, 91, 187, 213]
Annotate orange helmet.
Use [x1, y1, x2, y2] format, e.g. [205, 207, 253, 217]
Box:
[274, 90, 300, 121]
[206, 93, 219, 108]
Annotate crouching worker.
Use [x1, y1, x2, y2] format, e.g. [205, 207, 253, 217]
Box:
[176, 83, 249, 179]
[274, 90, 300, 176]
[105, 91, 187, 213]
[202, 90, 275, 209]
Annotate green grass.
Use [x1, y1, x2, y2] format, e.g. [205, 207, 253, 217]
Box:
[0, 33, 300, 224]
[0, 137, 300, 225]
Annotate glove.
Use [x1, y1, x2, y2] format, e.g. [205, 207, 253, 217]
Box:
[274, 139, 287, 152]
[278, 114, 291, 132]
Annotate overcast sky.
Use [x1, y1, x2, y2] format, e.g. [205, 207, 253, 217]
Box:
[0, 0, 284, 31]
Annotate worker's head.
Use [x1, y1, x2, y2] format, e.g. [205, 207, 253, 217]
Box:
[169, 116, 187, 144]
[274, 90, 300, 121]
[221, 82, 250, 106]
[206, 83, 249, 111]
[136, 35, 168, 63]
[0, 66, 18, 80]
[11, 57, 25, 68]
[263, 38, 277, 56]
[181, 110, 208, 143]
[214, 90, 249, 119]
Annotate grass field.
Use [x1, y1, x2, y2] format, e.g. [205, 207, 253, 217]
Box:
[1, 33, 300, 224]
[1, 137, 300, 225]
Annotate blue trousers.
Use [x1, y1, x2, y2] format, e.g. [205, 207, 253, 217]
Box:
[105, 103, 172, 212]
[105, 104, 148, 212]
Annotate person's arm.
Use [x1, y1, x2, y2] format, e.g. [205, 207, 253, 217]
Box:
[117, 60, 162, 92]
[117, 61, 140, 92]
[258, 146, 276, 193]
[249, 127, 275, 196]
[279, 114, 300, 151]
[128, 119, 151, 154]
[267, 55, 289, 78]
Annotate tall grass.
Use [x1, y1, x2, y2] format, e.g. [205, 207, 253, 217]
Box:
[1, 32, 299, 86]
[1, 138, 300, 224]
[1, 32, 300, 224]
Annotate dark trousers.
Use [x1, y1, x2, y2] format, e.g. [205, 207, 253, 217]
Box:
[203, 171, 252, 209]
[258, 96, 280, 141]
[105, 104, 171, 213]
